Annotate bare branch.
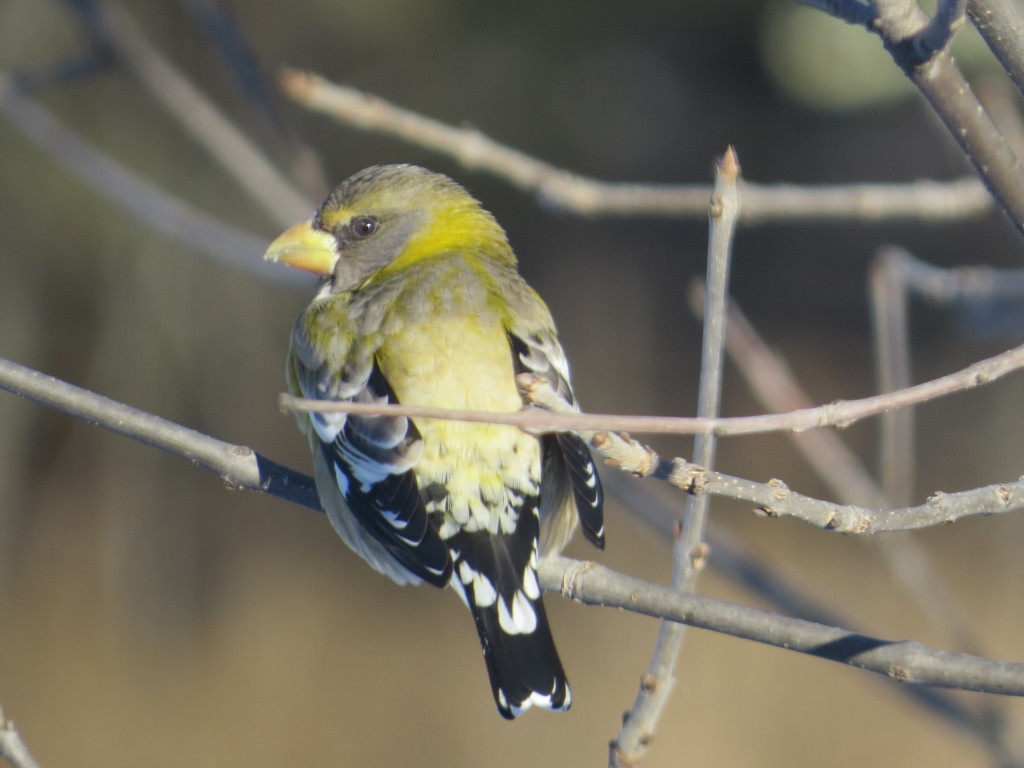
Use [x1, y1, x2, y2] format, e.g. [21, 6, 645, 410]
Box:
[0, 357, 321, 513]
[705, 280, 991, 682]
[4, 356, 1024, 703]
[611, 477, 1018, 760]
[612, 148, 741, 767]
[798, 0, 877, 27]
[280, 69, 991, 225]
[810, 0, 1024, 235]
[539, 556, 1024, 697]
[280, 339, 1024, 438]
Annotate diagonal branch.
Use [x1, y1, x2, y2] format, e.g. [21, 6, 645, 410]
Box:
[93, 0, 313, 226]
[807, 0, 1024, 235]
[0, 356, 320, 513]
[0, 71, 307, 287]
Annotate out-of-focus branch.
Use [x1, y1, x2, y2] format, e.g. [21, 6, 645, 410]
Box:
[280, 69, 992, 225]
[93, 1, 314, 226]
[2, 356, 1024, 700]
[871, 250, 916, 509]
[805, 0, 1024, 236]
[0, 72, 307, 287]
[539, 555, 1024, 696]
[0, 707, 41, 768]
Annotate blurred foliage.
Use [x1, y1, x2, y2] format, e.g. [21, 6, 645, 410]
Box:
[1, 1, 1024, 767]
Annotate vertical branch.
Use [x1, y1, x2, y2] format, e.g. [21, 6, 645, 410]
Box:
[871, 249, 915, 508]
[610, 148, 741, 768]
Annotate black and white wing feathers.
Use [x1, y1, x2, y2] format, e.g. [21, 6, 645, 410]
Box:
[292, 333, 452, 587]
[509, 331, 604, 549]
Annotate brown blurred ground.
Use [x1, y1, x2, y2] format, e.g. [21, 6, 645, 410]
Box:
[1, 1, 1024, 766]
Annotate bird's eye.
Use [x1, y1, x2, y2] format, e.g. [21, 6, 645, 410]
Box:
[351, 216, 379, 239]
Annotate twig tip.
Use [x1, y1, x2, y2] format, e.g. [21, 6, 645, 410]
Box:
[719, 145, 740, 179]
[280, 68, 314, 99]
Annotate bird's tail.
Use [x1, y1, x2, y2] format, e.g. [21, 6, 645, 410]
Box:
[470, 589, 570, 719]
[448, 533, 570, 719]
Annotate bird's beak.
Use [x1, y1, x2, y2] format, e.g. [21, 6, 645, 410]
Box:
[263, 219, 339, 276]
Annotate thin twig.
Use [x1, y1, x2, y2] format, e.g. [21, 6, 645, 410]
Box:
[8, 351, 1024, 537]
[280, 338, 1024, 437]
[612, 148, 741, 767]
[280, 69, 991, 225]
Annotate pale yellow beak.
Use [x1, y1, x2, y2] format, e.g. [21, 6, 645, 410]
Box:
[263, 219, 338, 276]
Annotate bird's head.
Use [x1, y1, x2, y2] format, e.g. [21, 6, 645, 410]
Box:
[264, 164, 514, 292]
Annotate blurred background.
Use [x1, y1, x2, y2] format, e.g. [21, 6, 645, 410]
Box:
[2, 0, 1024, 766]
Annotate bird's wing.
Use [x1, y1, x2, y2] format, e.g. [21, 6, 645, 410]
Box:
[291, 328, 453, 586]
[508, 330, 604, 550]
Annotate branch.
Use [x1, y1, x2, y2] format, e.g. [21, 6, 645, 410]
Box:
[3, 357, 1024, 701]
[280, 69, 991, 225]
[539, 556, 1024, 697]
[969, 0, 1024, 99]
[612, 148, 740, 767]
[808, 0, 1024, 235]
[279, 338, 1024, 437]
[611, 475, 1017, 760]
[704, 276, 993, 683]
[0, 357, 321, 513]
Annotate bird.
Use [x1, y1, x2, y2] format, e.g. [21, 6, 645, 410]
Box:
[264, 164, 604, 719]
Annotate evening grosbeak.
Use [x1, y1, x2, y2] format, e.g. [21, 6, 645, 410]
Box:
[264, 164, 604, 718]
